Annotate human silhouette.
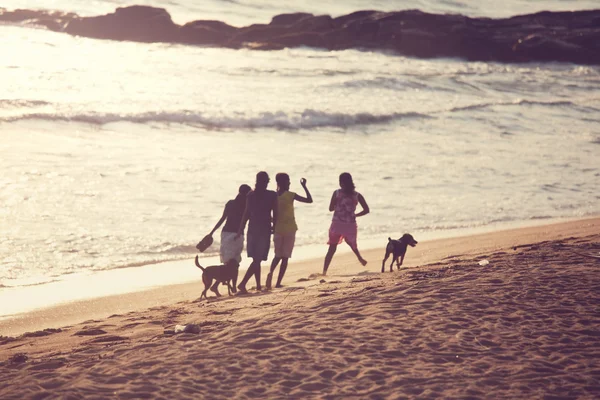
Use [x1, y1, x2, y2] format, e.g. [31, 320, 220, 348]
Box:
[266, 173, 313, 289]
[207, 184, 251, 294]
[323, 172, 370, 275]
[237, 171, 278, 293]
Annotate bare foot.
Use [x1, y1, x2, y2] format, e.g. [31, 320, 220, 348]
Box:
[360, 258, 368, 266]
[265, 273, 273, 290]
[237, 284, 247, 294]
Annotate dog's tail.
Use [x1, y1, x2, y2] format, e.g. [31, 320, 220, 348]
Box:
[388, 237, 392, 242]
[194, 255, 205, 271]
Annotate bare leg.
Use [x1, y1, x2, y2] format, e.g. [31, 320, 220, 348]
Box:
[349, 243, 367, 266]
[323, 244, 337, 275]
[275, 258, 288, 288]
[269, 257, 282, 274]
[254, 259, 262, 290]
[238, 260, 259, 293]
[267, 257, 281, 290]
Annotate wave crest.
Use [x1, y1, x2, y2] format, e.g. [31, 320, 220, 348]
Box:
[2, 109, 431, 130]
[448, 99, 599, 113]
[0, 99, 50, 108]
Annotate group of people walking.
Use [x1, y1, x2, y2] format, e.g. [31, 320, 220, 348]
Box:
[208, 171, 370, 293]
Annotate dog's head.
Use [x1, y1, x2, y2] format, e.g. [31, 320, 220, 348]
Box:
[399, 233, 418, 247]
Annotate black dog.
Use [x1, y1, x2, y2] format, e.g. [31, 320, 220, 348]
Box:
[194, 256, 239, 299]
[381, 234, 418, 272]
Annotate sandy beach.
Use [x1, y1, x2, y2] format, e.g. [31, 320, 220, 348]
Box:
[1, 217, 599, 399]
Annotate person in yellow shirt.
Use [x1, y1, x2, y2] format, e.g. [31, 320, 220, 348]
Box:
[266, 173, 313, 289]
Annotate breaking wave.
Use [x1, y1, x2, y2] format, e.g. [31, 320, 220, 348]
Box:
[448, 99, 600, 113]
[2, 109, 431, 130]
[3, 98, 597, 131]
[0, 99, 50, 108]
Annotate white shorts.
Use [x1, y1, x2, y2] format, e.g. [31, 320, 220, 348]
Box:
[220, 231, 243, 264]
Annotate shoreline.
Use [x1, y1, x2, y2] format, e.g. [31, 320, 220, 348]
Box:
[1, 215, 598, 398]
[1, 214, 596, 315]
[1, 215, 598, 337]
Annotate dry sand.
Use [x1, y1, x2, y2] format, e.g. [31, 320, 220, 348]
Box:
[1, 217, 599, 399]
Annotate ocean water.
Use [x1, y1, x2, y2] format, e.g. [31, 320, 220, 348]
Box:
[1, 0, 599, 291]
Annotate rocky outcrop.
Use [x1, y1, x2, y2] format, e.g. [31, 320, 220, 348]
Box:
[64, 6, 179, 42]
[1, 5, 599, 64]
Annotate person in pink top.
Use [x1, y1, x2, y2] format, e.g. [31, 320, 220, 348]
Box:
[323, 172, 370, 275]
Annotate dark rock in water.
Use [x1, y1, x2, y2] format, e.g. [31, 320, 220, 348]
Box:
[2, 5, 600, 64]
[289, 15, 335, 33]
[0, 8, 73, 32]
[272, 32, 326, 49]
[513, 34, 588, 63]
[333, 10, 379, 27]
[64, 6, 179, 43]
[231, 24, 289, 45]
[181, 20, 237, 46]
[270, 13, 314, 27]
[0, 8, 46, 22]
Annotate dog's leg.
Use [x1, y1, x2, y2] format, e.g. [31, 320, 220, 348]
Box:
[382, 250, 391, 273]
[398, 254, 405, 270]
[210, 281, 221, 297]
[201, 276, 212, 299]
[390, 256, 396, 272]
[232, 270, 238, 293]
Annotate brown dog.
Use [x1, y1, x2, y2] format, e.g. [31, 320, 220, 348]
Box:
[381, 234, 418, 272]
[194, 256, 239, 299]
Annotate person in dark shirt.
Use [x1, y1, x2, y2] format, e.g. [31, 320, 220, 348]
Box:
[236, 171, 278, 293]
[208, 184, 252, 294]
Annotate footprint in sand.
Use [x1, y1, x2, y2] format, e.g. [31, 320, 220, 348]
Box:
[0, 336, 18, 346]
[22, 328, 62, 338]
[209, 309, 234, 315]
[120, 322, 143, 330]
[28, 359, 67, 371]
[74, 329, 107, 336]
[86, 335, 129, 343]
[259, 302, 280, 307]
[318, 293, 333, 297]
[9, 353, 28, 364]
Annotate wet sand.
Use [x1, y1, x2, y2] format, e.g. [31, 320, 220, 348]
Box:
[1, 217, 599, 399]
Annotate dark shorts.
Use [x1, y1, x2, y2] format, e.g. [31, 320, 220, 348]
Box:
[247, 232, 271, 261]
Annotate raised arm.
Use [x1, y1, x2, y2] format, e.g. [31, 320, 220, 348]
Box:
[328, 191, 337, 212]
[209, 204, 228, 236]
[294, 178, 313, 203]
[355, 193, 370, 217]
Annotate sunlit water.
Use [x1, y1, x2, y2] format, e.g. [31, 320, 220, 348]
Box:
[1, 0, 599, 293]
